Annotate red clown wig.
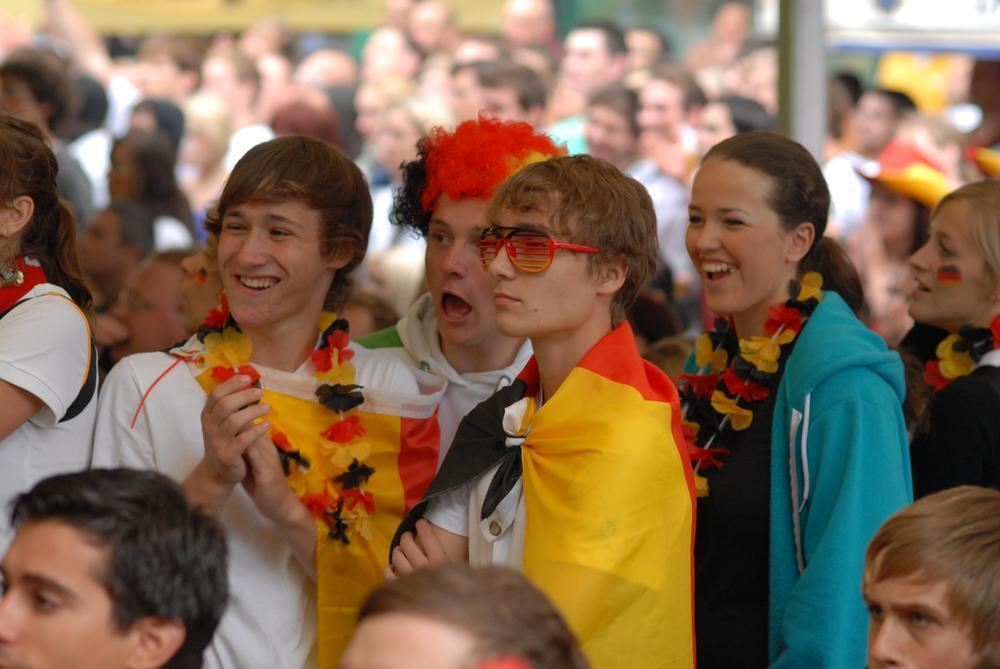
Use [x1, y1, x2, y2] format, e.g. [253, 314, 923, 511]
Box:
[391, 115, 565, 237]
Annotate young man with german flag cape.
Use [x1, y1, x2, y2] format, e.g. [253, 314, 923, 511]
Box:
[390, 155, 697, 668]
[94, 136, 445, 668]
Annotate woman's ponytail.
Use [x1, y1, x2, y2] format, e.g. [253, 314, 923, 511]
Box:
[48, 200, 93, 312]
[801, 236, 864, 315]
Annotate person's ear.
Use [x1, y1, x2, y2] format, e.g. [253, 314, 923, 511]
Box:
[596, 260, 628, 296]
[125, 617, 185, 669]
[0, 196, 34, 239]
[785, 222, 815, 264]
[324, 241, 356, 272]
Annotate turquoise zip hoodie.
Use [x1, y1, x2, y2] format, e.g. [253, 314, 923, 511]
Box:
[687, 291, 912, 668]
[767, 291, 912, 668]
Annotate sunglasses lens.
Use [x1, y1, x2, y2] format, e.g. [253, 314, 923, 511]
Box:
[508, 232, 552, 271]
[479, 234, 503, 268]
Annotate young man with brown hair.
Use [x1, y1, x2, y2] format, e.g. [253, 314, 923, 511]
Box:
[864, 486, 1000, 669]
[391, 155, 696, 668]
[95, 136, 443, 668]
[342, 565, 588, 669]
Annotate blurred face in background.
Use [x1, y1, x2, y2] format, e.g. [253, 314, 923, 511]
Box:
[111, 260, 188, 362]
[584, 104, 637, 171]
[855, 92, 899, 158]
[638, 78, 685, 140]
[696, 101, 736, 156]
[108, 142, 139, 202]
[374, 106, 422, 183]
[561, 29, 624, 97]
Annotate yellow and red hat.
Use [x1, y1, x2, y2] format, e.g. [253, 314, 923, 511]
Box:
[971, 146, 1000, 178]
[857, 140, 950, 209]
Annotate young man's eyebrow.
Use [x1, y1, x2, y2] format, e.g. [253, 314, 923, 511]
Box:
[510, 221, 551, 234]
[265, 213, 303, 229]
[18, 572, 79, 603]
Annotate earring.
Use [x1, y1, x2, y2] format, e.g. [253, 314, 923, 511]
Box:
[0, 241, 22, 288]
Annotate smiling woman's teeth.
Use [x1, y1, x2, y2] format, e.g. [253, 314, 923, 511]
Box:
[240, 277, 276, 289]
[702, 262, 735, 280]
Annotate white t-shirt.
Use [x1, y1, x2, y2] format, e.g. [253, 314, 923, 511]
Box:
[0, 285, 96, 552]
[628, 159, 695, 285]
[824, 151, 873, 239]
[424, 391, 536, 568]
[93, 344, 426, 669]
[153, 215, 195, 251]
[426, 466, 526, 568]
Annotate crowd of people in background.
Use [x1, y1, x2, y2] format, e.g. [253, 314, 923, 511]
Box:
[0, 0, 999, 667]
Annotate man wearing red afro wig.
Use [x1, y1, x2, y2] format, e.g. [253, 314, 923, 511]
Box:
[359, 115, 564, 463]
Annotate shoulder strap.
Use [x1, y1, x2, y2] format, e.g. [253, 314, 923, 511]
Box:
[0, 295, 97, 423]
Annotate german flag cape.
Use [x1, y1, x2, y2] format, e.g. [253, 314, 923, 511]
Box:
[394, 322, 696, 668]
[174, 317, 444, 668]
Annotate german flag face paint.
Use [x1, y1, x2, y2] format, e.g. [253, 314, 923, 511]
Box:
[937, 265, 963, 287]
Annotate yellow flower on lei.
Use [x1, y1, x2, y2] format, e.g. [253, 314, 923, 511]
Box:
[710, 390, 753, 430]
[201, 327, 253, 370]
[695, 333, 729, 372]
[327, 440, 372, 469]
[316, 358, 357, 386]
[936, 334, 975, 379]
[694, 474, 710, 498]
[796, 272, 824, 302]
[740, 330, 795, 374]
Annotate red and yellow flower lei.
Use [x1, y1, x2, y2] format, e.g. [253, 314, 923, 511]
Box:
[680, 272, 824, 496]
[923, 314, 1000, 390]
[179, 293, 377, 544]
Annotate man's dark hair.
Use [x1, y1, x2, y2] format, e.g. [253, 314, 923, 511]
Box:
[649, 61, 707, 112]
[626, 26, 673, 60]
[0, 47, 75, 132]
[571, 20, 627, 56]
[478, 59, 548, 113]
[73, 74, 110, 131]
[716, 94, 774, 134]
[588, 84, 640, 137]
[10, 468, 229, 669]
[105, 201, 157, 259]
[870, 87, 917, 118]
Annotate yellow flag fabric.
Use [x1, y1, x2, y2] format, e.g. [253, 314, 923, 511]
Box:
[189, 350, 441, 668]
[518, 323, 696, 668]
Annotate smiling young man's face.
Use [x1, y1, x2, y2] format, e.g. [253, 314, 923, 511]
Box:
[217, 199, 350, 337]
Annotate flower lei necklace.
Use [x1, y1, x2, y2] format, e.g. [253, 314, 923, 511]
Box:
[923, 314, 1000, 390]
[680, 272, 824, 496]
[181, 293, 377, 545]
[0, 257, 47, 312]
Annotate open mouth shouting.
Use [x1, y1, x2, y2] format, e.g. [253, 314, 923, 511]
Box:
[440, 291, 473, 322]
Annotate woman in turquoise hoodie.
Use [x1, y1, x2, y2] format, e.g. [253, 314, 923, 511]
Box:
[682, 131, 913, 668]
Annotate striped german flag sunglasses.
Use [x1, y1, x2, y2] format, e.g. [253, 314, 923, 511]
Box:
[479, 226, 599, 273]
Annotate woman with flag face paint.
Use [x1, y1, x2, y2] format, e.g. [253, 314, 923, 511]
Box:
[908, 180, 1000, 496]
